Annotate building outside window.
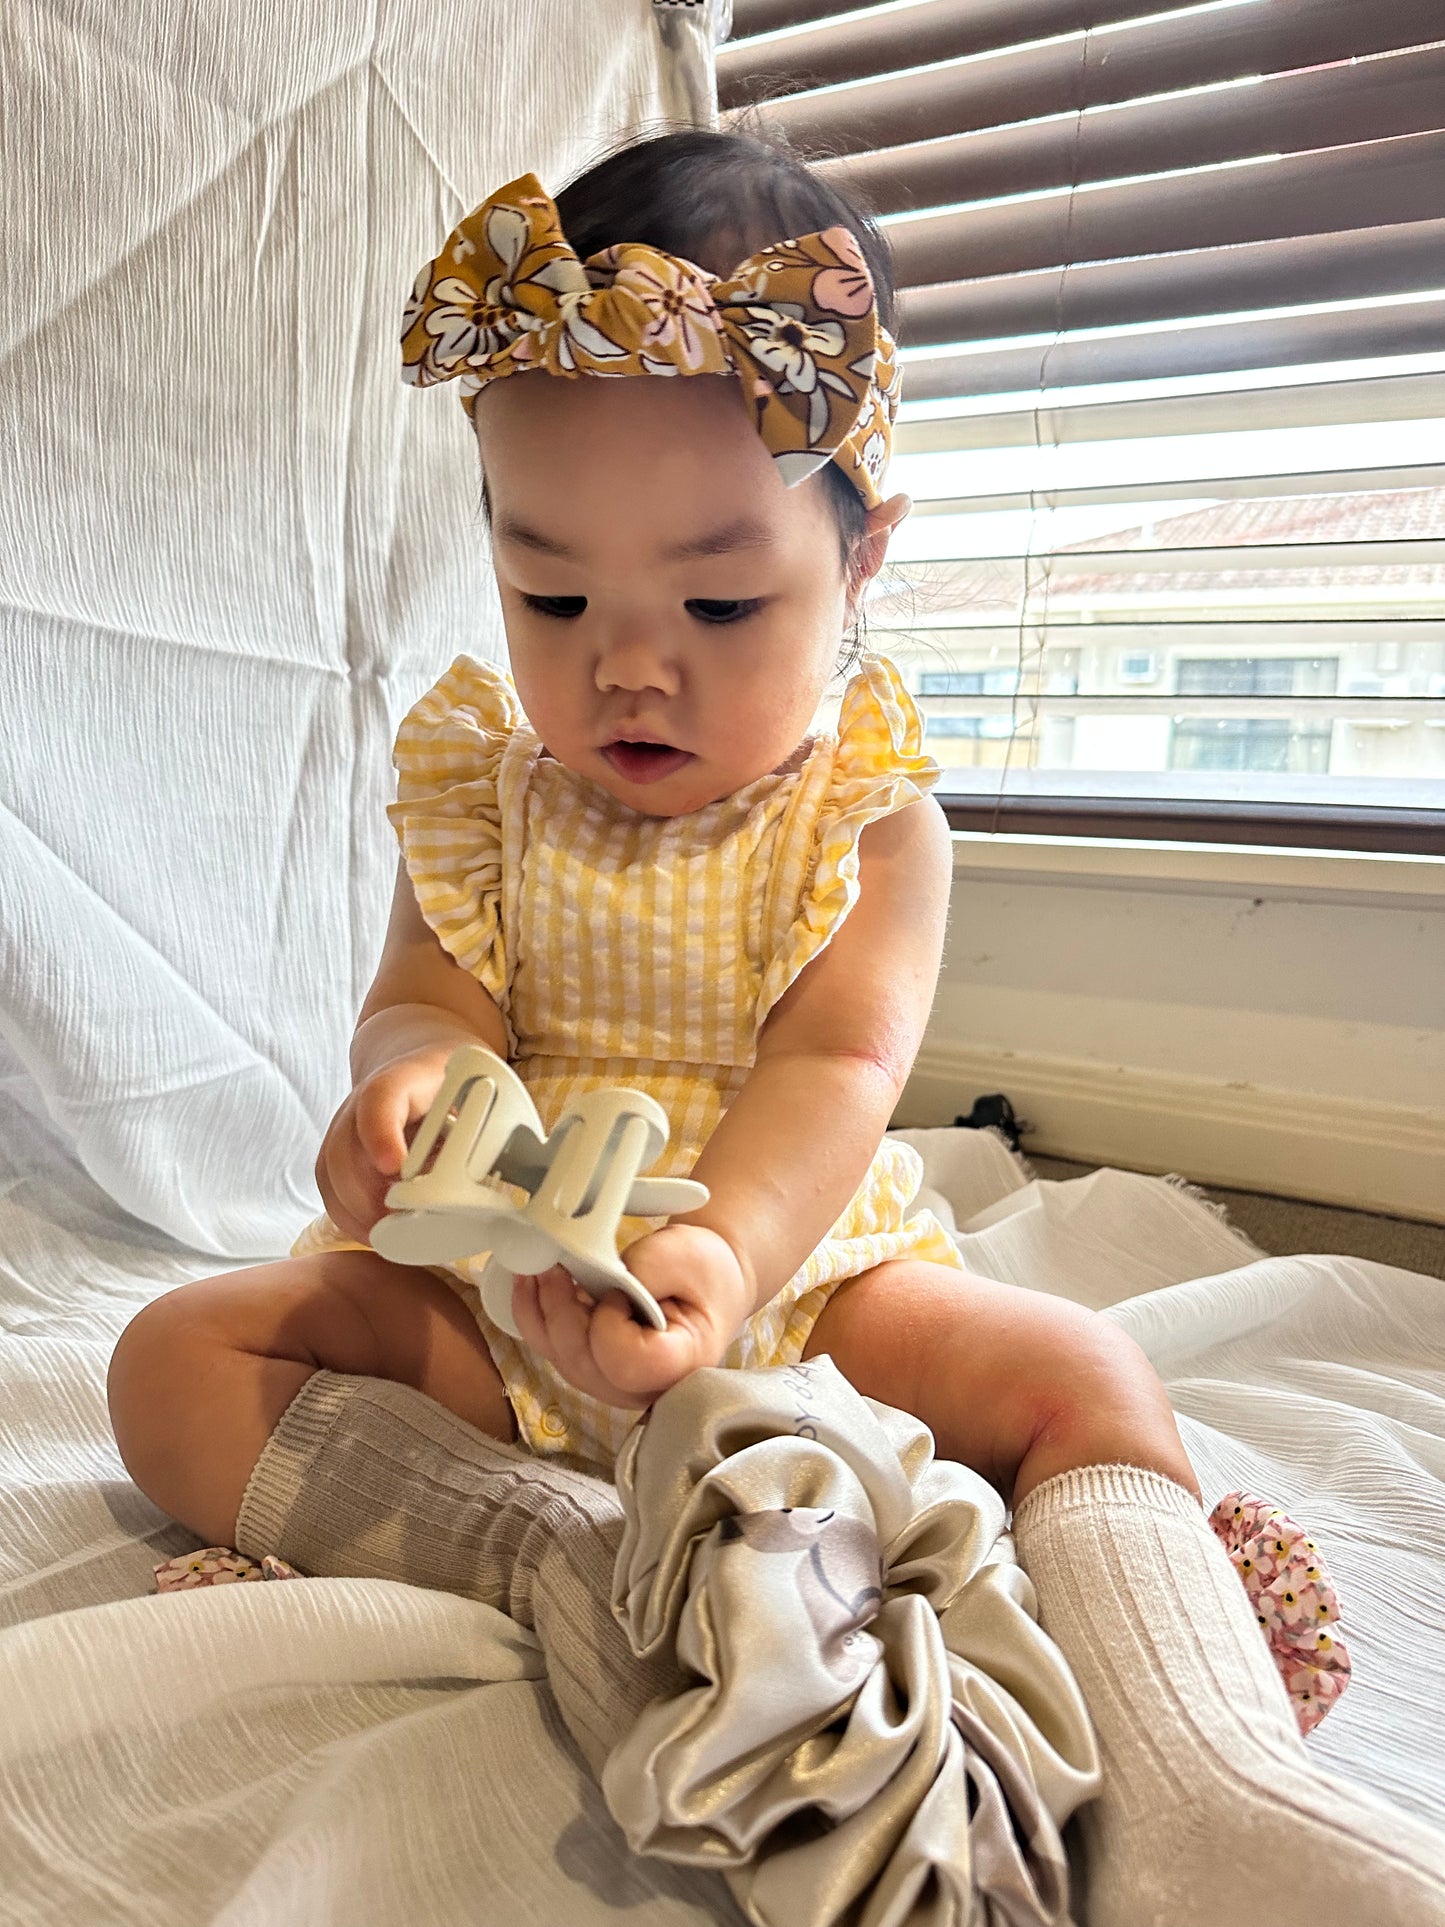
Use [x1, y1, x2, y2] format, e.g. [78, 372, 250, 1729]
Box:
[918, 668, 1017, 742]
[1170, 655, 1337, 774]
[867, 484, 1445, 807]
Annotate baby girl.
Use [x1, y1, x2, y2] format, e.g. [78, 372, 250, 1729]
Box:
[109, 129, 1443, 1927]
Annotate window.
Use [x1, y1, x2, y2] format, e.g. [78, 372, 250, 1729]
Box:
[722, 0, 1445, 850]
[869, 406, 1445, 837]
[1174, 659, 1337, 698]
[1168, 656, 1336, 771]
[918, 668, 1016, 742]
[1118, 651, 1159, 684]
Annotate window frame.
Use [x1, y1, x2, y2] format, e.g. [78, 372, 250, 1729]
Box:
[936, 794, 1443, 853]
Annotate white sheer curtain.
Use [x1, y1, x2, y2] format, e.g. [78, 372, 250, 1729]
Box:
[0, 0, 711, 1256]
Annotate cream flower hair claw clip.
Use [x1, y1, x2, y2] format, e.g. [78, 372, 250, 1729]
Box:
[369, 1046, 709, 1337]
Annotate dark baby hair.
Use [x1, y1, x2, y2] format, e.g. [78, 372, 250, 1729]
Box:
[552, 128, 898, 579]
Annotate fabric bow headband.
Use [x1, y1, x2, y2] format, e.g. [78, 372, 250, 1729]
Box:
[401, 172, 900, 508]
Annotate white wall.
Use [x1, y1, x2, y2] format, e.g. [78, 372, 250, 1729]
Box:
[898, 838, 1445, 1223]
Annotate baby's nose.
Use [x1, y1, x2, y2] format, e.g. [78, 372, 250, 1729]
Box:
[594, 630, 682, 697]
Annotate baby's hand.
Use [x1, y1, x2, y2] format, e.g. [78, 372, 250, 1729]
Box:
[315, 1047, 452, 1244]
[511, 1224, 752, 1409]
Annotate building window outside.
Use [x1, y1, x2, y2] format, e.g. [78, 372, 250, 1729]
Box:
[1174, 657, 1339, 698]
[1118, 651, 1160, 684]
[919, 669, 1017, 741]
[1169, 656, 1338, 773]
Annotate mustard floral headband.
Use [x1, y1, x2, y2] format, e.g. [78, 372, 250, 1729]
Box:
[400, 172, 900, 508]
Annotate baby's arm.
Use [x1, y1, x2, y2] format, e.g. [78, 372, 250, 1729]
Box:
[685, 793, 955, 1310]
[317, 862, 508, 1241]
[516, 797, 953, 1401]
[682, 794, 954, 1307]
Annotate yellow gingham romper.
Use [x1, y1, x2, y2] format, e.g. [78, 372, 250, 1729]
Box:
[297, 649, 965, 1466]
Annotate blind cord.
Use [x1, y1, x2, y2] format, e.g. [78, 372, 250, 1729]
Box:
[992, 23, 1091, 835]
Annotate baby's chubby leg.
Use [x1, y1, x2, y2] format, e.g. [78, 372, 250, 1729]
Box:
[808, 1261, 1445, 1927]
[108, 1252, 512, 1547]
[804, 1256, 1197, 1508]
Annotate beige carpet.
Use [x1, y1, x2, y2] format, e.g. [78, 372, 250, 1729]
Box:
[1026, 1157, 1445, 1282]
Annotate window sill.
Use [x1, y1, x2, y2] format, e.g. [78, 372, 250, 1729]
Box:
[948, 828, 1445, 905]
[940, 793, 1445, 857]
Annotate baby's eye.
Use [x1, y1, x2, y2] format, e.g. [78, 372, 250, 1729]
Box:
[521, 593, 587, 620]
[685, 597, 763, 626]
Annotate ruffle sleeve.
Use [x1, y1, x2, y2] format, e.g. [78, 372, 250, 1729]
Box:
[756, 653, 939, 1026]
[385, 655, 522, 1005]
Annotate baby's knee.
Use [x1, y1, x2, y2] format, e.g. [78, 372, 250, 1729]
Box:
[1020, 1307, 1199, 1496]
[999, 1299, 1151, 1432]
[108, 1281, 234, 1481]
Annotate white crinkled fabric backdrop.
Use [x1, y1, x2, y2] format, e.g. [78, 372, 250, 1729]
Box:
[0, 0, 717, 1257]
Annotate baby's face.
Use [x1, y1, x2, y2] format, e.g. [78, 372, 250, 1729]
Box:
[474, 374, 855, 816]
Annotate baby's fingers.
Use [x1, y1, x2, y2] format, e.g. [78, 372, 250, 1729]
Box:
[317, 1131, 390, 1244]
[514, 1271, 652, 1409]
[512, 1270, 582, 1362]
[353, 1079, 414, 1178]
[588, 1295, 708, 1400]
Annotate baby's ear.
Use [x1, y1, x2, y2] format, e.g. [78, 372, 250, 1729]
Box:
[868, 491, 912, 538]
[867, 489, 909, 543]
[847, 491, 911, 603]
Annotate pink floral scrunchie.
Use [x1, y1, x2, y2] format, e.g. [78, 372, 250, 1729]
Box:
[1209, 1490, 1352, 1734]
[154, 1548, 298, 1590]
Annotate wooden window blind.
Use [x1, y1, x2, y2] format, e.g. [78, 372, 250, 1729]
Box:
[722, 0, 1445, 851]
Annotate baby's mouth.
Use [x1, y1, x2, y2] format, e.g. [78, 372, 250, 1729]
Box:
[602, 741, 696, 786]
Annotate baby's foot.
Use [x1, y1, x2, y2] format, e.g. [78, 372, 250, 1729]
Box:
[1016, 1464, 1445, 1927]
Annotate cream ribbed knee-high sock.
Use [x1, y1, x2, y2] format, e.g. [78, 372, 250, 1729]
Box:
[235, 1371, 686, 1775]
[1012, 1463, 1445, 1927]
